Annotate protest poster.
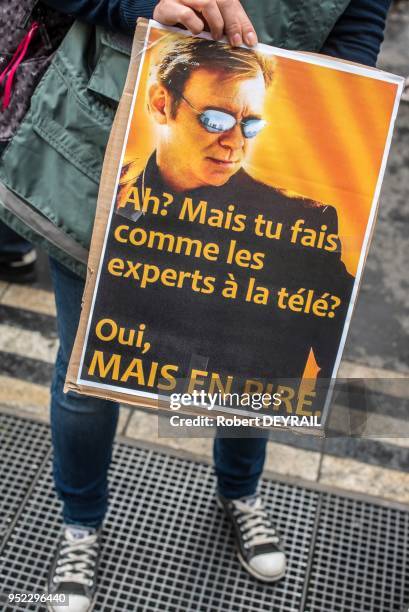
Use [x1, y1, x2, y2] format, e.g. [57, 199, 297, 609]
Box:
[66, 19, 404, 428]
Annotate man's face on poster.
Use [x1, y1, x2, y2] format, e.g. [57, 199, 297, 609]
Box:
[149, 67, 267, 191]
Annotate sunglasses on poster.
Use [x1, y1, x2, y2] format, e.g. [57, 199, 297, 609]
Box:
[179, 93, 267, 139]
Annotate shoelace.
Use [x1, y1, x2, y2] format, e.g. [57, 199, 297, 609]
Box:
[0, 22, 39, 111]
[53, 530, 98, 587]
[233, 498, 280, 549]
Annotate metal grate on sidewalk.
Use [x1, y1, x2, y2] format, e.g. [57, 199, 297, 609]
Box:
[0, 414, 50, 541]
[306, 493, 409, 612]
[0, 413, 408, 611]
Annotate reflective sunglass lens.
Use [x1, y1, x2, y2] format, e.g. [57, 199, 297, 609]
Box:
[242, 119, 267, 139]
[200, 110, 236, 133]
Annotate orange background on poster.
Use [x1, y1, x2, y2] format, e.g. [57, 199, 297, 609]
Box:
[123, 27, 398, 277]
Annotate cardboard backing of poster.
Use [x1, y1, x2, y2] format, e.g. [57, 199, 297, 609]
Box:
[65, 19, 404, 430]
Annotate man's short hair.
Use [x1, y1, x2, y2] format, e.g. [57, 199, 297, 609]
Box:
[153, 35, 275, 117]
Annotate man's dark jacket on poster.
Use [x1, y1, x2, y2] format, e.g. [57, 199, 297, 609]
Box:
[84, 154, 354, 391]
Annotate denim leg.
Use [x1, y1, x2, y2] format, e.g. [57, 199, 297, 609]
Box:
[50, 258, 119, 528]
[0, 221, 32, 255]
[213, 427, 269, 499]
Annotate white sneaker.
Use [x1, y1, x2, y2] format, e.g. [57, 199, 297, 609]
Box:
[47, 525, 101, 612]
[217, 493, 287, 582]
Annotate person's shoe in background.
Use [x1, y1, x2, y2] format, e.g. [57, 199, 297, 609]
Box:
[47, 524, 102, 612]
[0, 221, 36, 283]
[0, 247, 37, 282]
[217, 492, 287, 583]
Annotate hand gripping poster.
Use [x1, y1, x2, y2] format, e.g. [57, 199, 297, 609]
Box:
[66, 19, 404, 429]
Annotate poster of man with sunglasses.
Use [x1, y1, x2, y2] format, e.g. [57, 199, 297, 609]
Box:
[71, 22, 401, 423]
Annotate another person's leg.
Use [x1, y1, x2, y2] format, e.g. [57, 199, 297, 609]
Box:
[214, 430, 286, 582]
[48, 258, 119, 611]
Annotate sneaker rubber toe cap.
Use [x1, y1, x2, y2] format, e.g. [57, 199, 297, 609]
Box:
[51, 595, 91, 612]
[249, 551, 286, 579]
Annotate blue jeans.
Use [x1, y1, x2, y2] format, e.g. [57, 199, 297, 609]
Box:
[50, 258, 268, 528]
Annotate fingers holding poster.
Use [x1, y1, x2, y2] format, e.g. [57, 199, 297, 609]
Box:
[68, 20, 404, 428]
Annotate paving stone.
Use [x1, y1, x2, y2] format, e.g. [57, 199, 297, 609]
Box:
[1, 284, 56, 317]
[319, 454, 409, 504]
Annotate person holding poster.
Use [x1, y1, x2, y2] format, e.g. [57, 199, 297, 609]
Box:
[6, 1, 389, 610]
[74, 29, 363, 600]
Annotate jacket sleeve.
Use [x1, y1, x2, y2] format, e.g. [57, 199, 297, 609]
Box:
[41, 0, 158, 34]
[321, 0, 392, 67]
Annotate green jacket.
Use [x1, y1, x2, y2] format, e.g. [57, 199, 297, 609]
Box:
[0, 1, 350, 277]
